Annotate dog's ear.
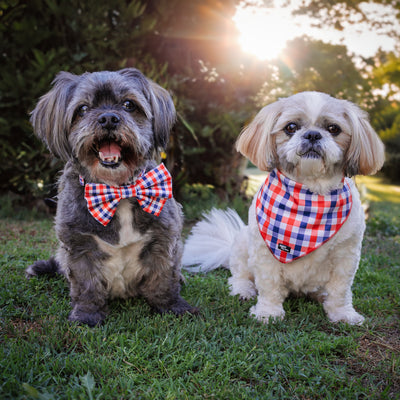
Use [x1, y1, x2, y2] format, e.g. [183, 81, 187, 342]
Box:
[118, 68, 176, 150]
[147, 80, 176, 150]
[30, 71, 80, 161]
[343, 102, 385, 176]
[236, 101, 282, 171]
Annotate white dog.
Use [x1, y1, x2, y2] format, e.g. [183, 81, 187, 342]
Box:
[183, 92, 385, 325]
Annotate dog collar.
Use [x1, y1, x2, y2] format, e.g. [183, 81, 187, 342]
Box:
[256, 169, 352, 263]
[79, 163, 173, 226]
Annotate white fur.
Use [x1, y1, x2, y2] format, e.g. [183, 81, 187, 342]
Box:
[182, 208, 245, 272]
[52, 199, 149, 300]
[183, 92, 385, 325]
[184, 182, 365, 325]
[92, 200, 149, 299]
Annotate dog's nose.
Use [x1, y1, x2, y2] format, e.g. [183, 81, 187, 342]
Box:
[304, 130, 322, 143]
[98, 113, 120, 130]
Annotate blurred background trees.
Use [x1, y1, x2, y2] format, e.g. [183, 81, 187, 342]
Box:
[1, 0, 399, 204]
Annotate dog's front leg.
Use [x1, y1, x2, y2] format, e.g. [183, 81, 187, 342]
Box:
[322, 252, 365, 325]
[137, 235, 197, 315]
[323, 282, 364, 325]
[249, 256, 288, 323]
[250, 290, 288, 323]
[139, 267, 197, 315]
[64, 255, 109, 327]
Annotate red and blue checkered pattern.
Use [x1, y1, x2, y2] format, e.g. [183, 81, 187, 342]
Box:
[256, 169, 352, 263]
[81, 163, 173, 226]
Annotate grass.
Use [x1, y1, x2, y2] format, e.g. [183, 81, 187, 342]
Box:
[1, 174, 399, 399]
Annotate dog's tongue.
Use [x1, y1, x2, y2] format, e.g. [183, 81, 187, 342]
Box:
[98, 142, 121, 164]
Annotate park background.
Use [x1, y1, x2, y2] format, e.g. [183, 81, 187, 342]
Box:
[1, 1, 399, 399]
[1, 0, 400, 203]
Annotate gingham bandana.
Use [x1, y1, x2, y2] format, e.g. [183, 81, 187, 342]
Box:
[80, 163, 173, 226]
[256, 169, 352, 263]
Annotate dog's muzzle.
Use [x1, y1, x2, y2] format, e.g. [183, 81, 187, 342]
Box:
[299, 130, 323, 158]
[96, 112, 123, 167]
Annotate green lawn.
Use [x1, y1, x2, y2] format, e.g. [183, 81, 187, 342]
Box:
[1, 175, 399, 399]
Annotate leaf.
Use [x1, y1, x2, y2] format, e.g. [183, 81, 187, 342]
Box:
[127, 1, 147, 18]
[177, 112, 199, 144]
[22, 383, 55, 400]
[32, 49, 45, 68]
[80, 371, 95, 400]
[22, 383, 40, 398]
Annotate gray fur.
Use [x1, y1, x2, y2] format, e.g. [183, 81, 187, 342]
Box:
[26, 69, 197, 326]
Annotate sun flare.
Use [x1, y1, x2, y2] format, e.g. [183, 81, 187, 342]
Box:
[233, 6, 298, 60]
[234, 2, 399, 60]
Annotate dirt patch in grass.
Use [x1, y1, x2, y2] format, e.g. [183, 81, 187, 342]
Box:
[346, 322, 400, 397]
[1, 317, 44, 340]
[1, 220, 51, 245]
[2, 317, 87, 354]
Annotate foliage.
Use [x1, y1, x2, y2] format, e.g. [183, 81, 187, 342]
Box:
[377, 108, 400, 183]
[180, 182, 251, 226]
[0, 0, 165, 199]
[373, 52, 400, 97]
[369, 52, 400, 182]
[169, 74, 259, 197]
[256, 36, 371, 105]
[1, 0, 400, 203]
[0, 176, 399, 399]
[292, 0, 400, 33]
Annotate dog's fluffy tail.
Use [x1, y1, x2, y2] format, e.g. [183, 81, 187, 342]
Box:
[25, 257, 62, 279]
[182, 208, 245, 272]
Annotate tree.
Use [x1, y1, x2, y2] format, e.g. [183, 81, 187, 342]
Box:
[255, 36, 371, 105]
[369, 51, 400, 182]
[291, 0, 400, 34]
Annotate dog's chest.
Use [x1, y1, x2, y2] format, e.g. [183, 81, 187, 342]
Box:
[94, 199, 149, 298]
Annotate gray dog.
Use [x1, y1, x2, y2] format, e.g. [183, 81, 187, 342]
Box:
[26, 68, 197, 326]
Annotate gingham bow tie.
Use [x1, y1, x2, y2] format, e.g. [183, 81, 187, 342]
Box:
[80, 163, 173, 226]
[256, 169, 352, 263]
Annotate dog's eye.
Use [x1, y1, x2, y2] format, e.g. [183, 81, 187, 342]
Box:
[122, 100, 137, 112]
[327, 124, 342, 136]
[284, 122, 299, 135]
[77, 105, 89, 117]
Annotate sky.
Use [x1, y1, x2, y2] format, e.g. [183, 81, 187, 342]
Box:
[233, 1, 400, 60]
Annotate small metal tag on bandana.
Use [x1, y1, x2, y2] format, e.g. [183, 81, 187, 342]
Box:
[256, 169, 352, 263]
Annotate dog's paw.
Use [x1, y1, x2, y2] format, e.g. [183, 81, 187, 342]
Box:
[169, 303, 200, 316]
[327, 307, 365, 325]
[249, 303, 285, 323]
[155, 297, 199, 316]
[68, 309, 106, 327]
[228, 277, 257, 300]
